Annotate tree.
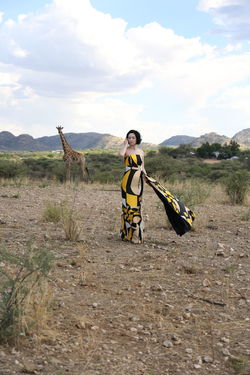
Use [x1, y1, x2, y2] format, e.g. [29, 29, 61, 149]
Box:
[218, 140, 240, 159]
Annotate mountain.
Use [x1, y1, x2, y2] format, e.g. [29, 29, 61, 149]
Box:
[232, 128, 250, 147]
[0, 131, 47, 151]
[37, 132, 121, 150]
[161, 129, 250, 148]
[160, 135, 196, 146]
[0, 131, 123, 151]
[0, 128, 249, 151]
[0, 131, 155, 151]
[190, 132, 231, 147]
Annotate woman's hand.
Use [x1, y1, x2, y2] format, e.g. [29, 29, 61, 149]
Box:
[123, 138, 129, 147]
[118, 138, 129, 157]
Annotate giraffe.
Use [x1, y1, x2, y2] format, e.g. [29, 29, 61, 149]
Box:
[56, 126, 89, 182]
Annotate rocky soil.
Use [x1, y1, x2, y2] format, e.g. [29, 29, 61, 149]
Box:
[0, 181, 249, 375]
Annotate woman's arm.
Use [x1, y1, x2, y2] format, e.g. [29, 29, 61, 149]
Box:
[118, 138, 129, 157]
[141, 151, 147, 175]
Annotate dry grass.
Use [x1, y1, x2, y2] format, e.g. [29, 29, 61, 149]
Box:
[20, 280, 53, 337]
[0, 179, 249, 374]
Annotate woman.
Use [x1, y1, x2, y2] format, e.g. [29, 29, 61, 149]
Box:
[119, 130, 146, 244]
[119, 130, 195, 242]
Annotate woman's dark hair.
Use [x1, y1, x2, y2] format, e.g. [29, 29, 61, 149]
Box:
[126, 130, 142, 145]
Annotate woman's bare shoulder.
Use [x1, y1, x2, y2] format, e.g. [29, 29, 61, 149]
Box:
[125, 147, 144, 157]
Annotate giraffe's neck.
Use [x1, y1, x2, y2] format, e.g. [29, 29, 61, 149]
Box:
[59, 131, 72, 154]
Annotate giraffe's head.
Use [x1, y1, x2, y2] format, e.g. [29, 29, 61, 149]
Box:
[56, 126, 63, 133]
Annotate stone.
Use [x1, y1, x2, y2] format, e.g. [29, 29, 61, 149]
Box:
[202, 279, 211, 287]
[129, 327, 138, 332]
[129, 316, 139, 322]
[193, 364, 201, 369]
[173, 339, 182, 345]
[163, 340, 173, 348]
[222, 348, 231, 356]
[215, 280, 222, 285]
[183, 312, 191, 320]
[216, 249, 225, 256]
[202, 356, 213, 363]
[90, 326, 99, 330]
[172, 334, 180, 342]
[218, 243, 225, 248]
[220, 337, 230, 343]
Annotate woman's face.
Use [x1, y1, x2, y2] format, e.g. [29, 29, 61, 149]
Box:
[127, 132, 137, 146]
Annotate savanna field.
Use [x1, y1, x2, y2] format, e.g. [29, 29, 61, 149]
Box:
[0, 150, 249, 375]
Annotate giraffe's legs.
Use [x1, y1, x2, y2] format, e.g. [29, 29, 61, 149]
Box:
[65, 162, 71, 181]
[78, 159, 89, 182]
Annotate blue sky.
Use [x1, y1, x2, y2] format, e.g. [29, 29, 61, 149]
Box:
[0, 0, 250, 143]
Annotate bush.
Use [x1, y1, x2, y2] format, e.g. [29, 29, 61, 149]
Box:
[43, 201, 62, 223]
[0, 160, 27, 178]
[0, 150, 249, 185]
[0, 244, 53, 343]
[241, 208, 250, 221]
[60, 199, 82, 241]
[170, 180, 211, 207]
[223, 171, 249, 204]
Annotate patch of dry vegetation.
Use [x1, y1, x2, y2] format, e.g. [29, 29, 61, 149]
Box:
[0, 179, 249, 375]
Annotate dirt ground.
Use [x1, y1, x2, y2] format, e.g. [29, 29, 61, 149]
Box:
[0, 181, 249, 375]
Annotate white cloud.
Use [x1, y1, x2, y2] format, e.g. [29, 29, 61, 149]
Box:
[198, 0, 250, 41]
[214, 85, 250, 112]
[0, 12, 4, 24]
[0, 0, 150, 97]
[127, 22, 216, 63]
[10, 39, 28, 58]
[198, 0, 242, 12]
[0, 0, 250, 143]
[194, 85, 250, 137]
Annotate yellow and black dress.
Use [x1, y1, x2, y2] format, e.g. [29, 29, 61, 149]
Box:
[120, 154, 144, 243]
[145, 175, 195, 236]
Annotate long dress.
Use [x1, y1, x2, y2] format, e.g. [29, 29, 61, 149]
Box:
[145, 175, 195, 236]
[120, 154, 144, 243]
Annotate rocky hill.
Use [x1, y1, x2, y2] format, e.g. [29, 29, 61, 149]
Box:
[161, 128, 250, 148]
[0, 131, 155, 151]
[232, 128, 250, 147]
[190, 132, 231, 147]
[0, 132, 47, 151]
[0, 128, 249, 151]
[160, 135, 196, 146]
[37, 132, 123, 151]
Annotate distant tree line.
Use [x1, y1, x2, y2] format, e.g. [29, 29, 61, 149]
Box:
[0, 142, 249, 183]
[156, 140, 241, 160]
[195, 140, 240, 159]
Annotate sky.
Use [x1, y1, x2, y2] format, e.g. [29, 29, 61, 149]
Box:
[0, 0, 250, 144]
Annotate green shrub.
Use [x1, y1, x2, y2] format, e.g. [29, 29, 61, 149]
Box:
[0, 150, 249, 185]
[0, 160, 27, 178]
[223, 171, 249, 204]
[43, 202, 62, 223]
[171, 180, 211, 207]
[94, 171, 115, 184]
[241, 208, 250, 221]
